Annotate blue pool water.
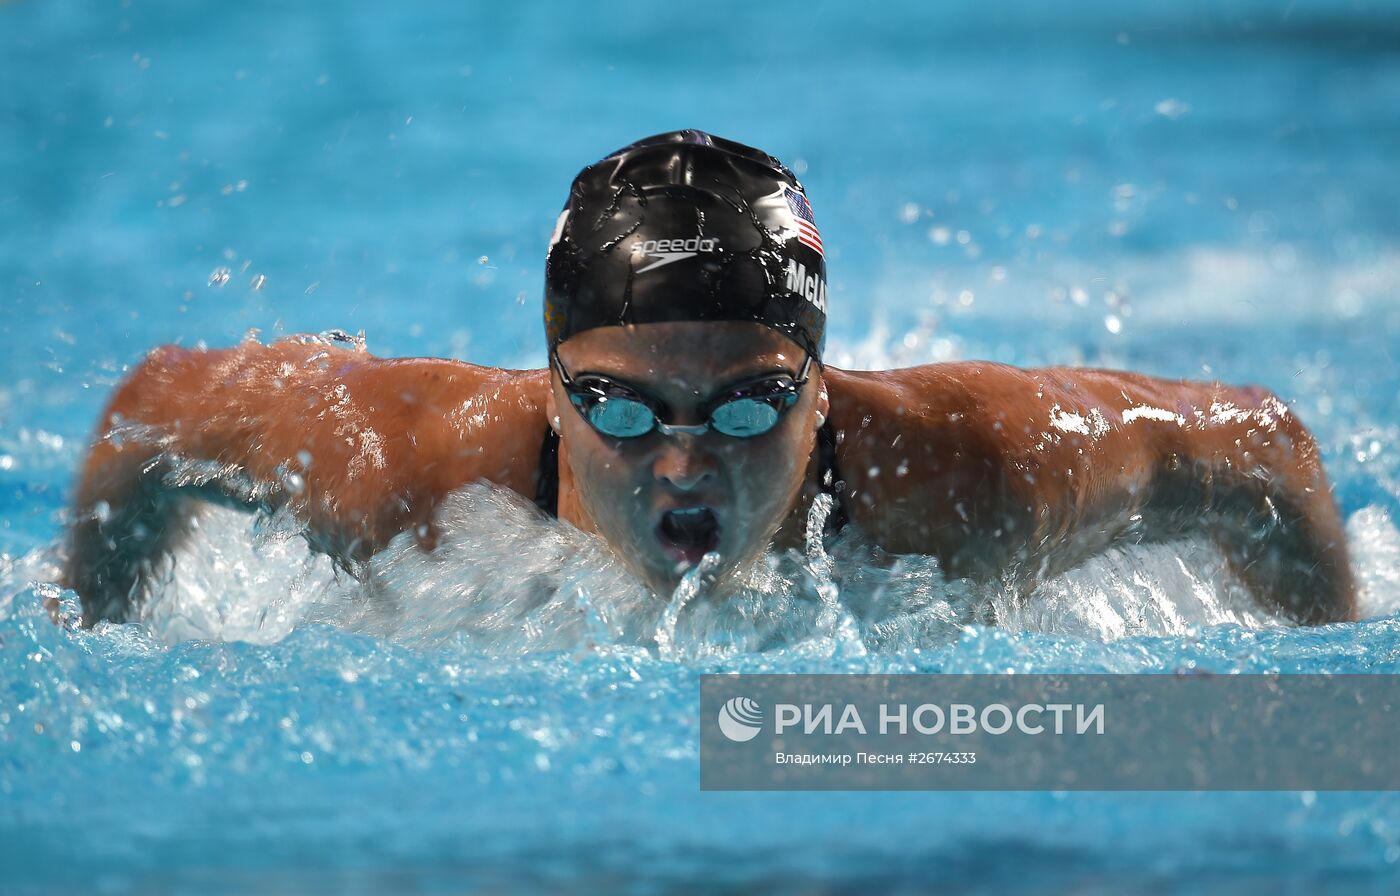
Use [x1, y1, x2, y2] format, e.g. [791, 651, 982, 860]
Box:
[4, 0, 1400, 892]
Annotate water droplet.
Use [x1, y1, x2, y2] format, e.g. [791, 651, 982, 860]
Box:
[208, 268, 231, 287]
[1104, 315, 1122, 334]
[249, 274, 266, 291]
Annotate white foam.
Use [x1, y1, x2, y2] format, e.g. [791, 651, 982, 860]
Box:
[113, 481, 1392, 652]
[137, 506, 340, 644]
[1348, 505, 1400, 619]
[998, 539, 1276, 637]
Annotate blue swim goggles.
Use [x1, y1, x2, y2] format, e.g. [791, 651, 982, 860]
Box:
[552, 350, 813, 439]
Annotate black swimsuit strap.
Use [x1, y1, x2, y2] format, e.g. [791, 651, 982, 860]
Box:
[533, 421, 849, 536]
[816, 419, 849, 536]
[534, 427, 561, 517]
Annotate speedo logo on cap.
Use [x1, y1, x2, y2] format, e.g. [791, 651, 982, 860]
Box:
[786, 259, 827, 313]
[630, 236, 720, 274]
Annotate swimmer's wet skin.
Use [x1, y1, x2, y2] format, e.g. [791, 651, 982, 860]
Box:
[63, 130, 1357, 627]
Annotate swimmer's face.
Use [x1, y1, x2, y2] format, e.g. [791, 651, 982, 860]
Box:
[548, 321, 828, 597]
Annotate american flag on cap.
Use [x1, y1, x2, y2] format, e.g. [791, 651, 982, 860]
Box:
[784, 185, 823, 257]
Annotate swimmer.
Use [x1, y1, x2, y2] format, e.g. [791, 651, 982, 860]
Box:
[64, 130, 1357, 625]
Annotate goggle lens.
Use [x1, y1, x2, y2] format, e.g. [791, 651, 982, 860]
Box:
[709, 397, 782, 437]
[585, 396, 656, 438]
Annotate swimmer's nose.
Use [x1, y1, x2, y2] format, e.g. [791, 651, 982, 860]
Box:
[654, 441, 716, 494]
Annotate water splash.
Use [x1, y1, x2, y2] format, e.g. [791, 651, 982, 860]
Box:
[654, 552, 721, 662]
[994, 539, 1276, 638]
[80, 480, 1399, 653]
[289, 328, 368, 352]
[802, 492, 866, 659]
[1350, 505, 1400, 618]
[570, 585, 616, 654]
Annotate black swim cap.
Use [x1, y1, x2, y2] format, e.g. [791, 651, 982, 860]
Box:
[544, 130, 827, 360]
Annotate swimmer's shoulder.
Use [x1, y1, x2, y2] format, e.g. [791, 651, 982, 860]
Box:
[366, 356, 549, 409]
[823, 361, 1030, 422]
[138, 335, 552, 460]
[138, 337, 548, 407]
[259, 346, 552, 503]
[821, 359, 1104, 470]
[826, 360, 1268, 421]
[821, 361, 1021, 476]
[335, 355, 551, 448]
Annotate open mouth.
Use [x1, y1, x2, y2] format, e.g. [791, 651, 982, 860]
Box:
[656, 506, 721, 569]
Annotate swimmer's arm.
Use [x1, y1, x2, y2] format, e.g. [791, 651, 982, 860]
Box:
[64, 338, 549, 623]
[1012, 366, 1356, 623]
[1114, 372, 1356, 624]
[825, 364, 1356, 624]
